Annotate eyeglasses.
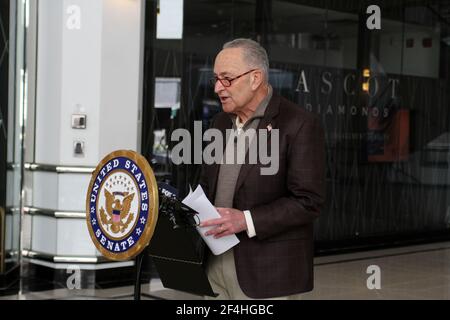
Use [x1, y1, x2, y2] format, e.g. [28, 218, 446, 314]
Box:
[209, 69, 257, 87]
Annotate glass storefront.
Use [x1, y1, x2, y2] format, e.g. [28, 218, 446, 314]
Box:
[143, 0, 450, 250]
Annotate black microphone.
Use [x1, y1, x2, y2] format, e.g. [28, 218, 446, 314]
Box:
[157, 182, 199, 229]
[158, 182, 179, 199]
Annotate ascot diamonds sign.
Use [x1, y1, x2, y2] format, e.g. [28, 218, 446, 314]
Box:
[86, 150, 158, 261]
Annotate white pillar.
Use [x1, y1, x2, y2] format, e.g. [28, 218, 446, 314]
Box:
[25, 0, 145, 268]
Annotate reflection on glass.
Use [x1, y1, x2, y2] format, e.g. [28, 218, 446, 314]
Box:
[1, 0, 25, 289]
[0, 0, 8, 277]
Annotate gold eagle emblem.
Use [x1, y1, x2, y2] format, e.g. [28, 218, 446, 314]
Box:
[99, 190, 135, 234]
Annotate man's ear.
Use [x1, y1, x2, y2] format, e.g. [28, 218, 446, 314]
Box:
[251, 70, 263, 90]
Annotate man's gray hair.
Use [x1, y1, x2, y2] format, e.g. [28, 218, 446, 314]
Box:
[223, 38, 269, 82]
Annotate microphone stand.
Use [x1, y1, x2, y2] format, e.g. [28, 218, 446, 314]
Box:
[134, 249, 146, 300]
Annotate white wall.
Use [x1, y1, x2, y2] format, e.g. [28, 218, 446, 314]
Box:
[35, 0, 143, 167]
[99, 0, 143, 157]
[29, 0, 145, 259]
[35, 0, 63, 165]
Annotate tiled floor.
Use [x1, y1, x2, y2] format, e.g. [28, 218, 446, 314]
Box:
[3, 241, 450, 300]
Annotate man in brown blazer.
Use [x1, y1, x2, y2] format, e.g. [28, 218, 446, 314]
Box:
[199, 38, 325, 299]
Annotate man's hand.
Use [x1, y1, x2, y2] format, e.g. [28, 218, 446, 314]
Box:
[200, 207, 247, 239]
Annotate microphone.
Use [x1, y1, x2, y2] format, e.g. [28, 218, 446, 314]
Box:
[158, 182, 179, 199]
[158, 182, 199, 229]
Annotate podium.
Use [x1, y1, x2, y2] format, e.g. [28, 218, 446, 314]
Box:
[147, 186, 217, 297]
[85, 150, 215, 299]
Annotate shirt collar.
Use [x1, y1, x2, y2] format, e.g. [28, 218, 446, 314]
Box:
[233, 85, 273, 128]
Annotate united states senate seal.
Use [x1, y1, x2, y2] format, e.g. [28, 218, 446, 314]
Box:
[86, 150, 158, 261]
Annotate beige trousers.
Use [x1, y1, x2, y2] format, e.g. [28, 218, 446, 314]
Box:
[205, 249, 303, 300]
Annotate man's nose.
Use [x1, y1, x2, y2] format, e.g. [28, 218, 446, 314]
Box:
[214, 80, 225, 93]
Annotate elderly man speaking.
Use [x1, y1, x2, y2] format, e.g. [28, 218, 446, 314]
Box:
[199, 38, 325, 300]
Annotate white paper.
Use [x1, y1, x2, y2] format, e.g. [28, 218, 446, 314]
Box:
[182, 185, 240, 255]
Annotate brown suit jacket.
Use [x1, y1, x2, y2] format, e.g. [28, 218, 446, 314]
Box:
[200, 93, 326, 299]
